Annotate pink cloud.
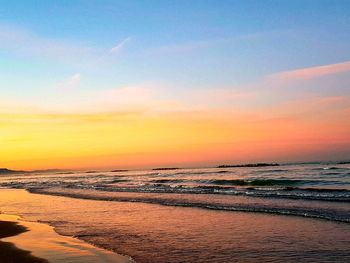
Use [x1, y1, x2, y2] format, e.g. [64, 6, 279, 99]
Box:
[271, 60, 350, 81]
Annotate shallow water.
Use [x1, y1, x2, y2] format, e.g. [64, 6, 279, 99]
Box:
[0, 163, 349, 262]
[0, 163, 349, 221]
[0, 189, 349, 263]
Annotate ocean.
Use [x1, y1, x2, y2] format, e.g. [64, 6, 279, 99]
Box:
[0, 162, 349, 262]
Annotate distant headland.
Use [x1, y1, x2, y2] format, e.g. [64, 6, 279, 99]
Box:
[0, 168, 24, 175]
[0, 168, 61, 175]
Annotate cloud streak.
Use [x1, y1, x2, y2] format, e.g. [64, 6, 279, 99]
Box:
[57, 73, 81, 91]
[151, 30, 297, 55]
[0, 24, 94, 63]
[271, 60, 350, 81]
[110, 37, 131, 54]
[0, 24, 131, 66]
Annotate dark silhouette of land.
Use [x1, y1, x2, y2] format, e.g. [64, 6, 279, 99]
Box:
[0, 168, 24, 175]
[152, 167, 180, 171]
[217, 163, 280, 168]
[0, 168, 63, 175]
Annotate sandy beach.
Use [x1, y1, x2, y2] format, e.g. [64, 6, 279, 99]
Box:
[0, 214, 132, 263]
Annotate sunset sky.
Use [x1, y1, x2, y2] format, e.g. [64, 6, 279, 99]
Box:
[1, 1, 350, 170]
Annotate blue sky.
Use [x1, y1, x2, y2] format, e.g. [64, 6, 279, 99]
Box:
[0, 0, 349, 105]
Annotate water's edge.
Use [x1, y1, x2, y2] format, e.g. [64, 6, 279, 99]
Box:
[28, 188, 350, 223]
[0, 190, 137, 263]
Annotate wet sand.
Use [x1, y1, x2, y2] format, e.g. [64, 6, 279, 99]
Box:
[0, 214, 133, 263]
[0, 220, 48, 263]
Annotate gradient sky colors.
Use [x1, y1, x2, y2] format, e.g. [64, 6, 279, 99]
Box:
[1, 1, 350, 170]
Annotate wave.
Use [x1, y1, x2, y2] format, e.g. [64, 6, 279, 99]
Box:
[69, 184, 350, 202]
[150, 178, 333, 187]
[202, 179, 305, 186]
[323, 172, 343, 176]
[312, 167, 348, 171]
[337, 161, 350, 165]
[105, 179, 130, 183]
[252, 169, 290, 173]
[28, 188, 350, 223]
[187, 185, 350, 202]
[2, 178, 349, 202]
[323, 167, 342, 170]
[150, 179, 184, 184]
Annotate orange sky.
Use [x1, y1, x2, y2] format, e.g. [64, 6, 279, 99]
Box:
[1, 92, 350, 170]
[2, 60, 350, 170]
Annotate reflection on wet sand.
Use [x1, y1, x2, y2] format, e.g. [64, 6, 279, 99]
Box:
[0, 219, 48, 263]
[0, 214, 132, 263]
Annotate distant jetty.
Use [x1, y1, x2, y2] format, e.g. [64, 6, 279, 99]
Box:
[152, 167, 180, 171]
[217, 163, 280, 168]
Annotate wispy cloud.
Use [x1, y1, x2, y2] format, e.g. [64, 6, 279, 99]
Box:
[0, 24, 131, 66]
[226, 60, 350, 109]
[151, 30, 296, 55]
[57, 73, 81, 91]
[110, 37, 131, 54]
[0, 24, 95, 63]
[271, 60, 350, 81]
[1, 58, 349, 117]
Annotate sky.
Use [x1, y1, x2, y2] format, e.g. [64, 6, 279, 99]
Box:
[1, 0, 350, 170]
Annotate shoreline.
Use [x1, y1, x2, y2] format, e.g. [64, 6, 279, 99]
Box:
[0, 219, 48, 263]
[29, 187, 350, 223]
[0, 188, 349, 262]
[0, 213, 134, 263]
